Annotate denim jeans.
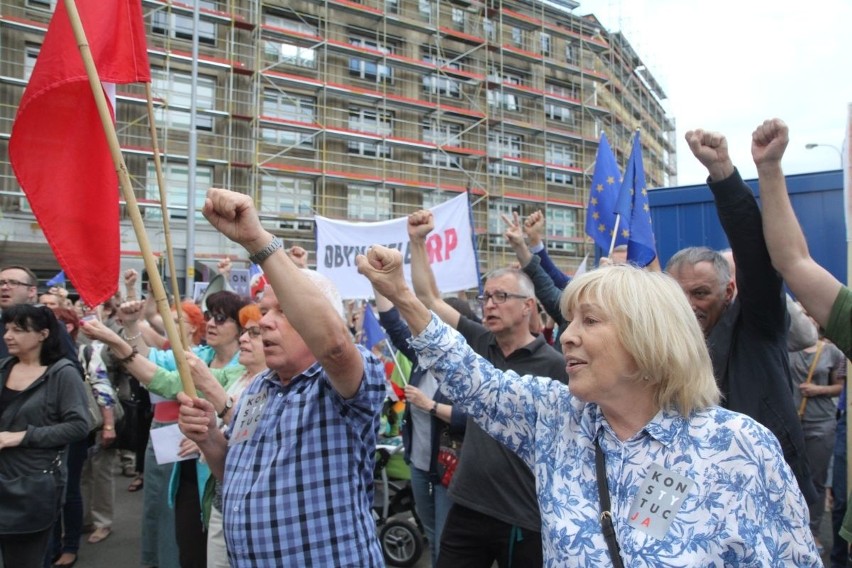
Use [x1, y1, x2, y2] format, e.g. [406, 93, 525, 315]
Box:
[410, 466, 451, 567]
[45, 437, 88, 566]
[832, 413, 851, 567]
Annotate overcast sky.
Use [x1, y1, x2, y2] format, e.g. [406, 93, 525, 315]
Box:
[575, 0, 851, 186]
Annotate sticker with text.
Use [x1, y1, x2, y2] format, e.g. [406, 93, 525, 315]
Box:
[228, 391, 268, 446]
[626, 464, 694, 539]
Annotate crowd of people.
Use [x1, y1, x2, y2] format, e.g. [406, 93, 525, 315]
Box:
[0, 118, 846, 567]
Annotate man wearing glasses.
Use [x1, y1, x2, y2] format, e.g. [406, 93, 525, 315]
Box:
[407, 210, 566, 567]
[0, 265, 38, 311]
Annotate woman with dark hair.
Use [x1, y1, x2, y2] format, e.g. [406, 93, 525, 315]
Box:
[0, 305, 89, 568]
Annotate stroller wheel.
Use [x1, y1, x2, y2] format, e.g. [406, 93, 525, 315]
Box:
[379, 519, 423, 567]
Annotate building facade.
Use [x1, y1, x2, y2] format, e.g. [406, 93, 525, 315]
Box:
[0, 0, 675, 290]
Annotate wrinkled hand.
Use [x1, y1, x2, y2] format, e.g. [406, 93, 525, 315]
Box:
[124, 269, 138, 288]
[185, 351, 217, 392]
[117, 300, 145, 325]
[356, 246, 408, 302]
[407, 210, 434, 242]
[177, 392, 217, 446]
[685, 129, 734, 182]
[79, 318, 121, 344]
[178, 437, 201, 458]
[751, 118, 789, 168]
[202, 188, 271, 253]
[524, 210, 545, 246]
[403, 384, 431, 412]
[217, 258, 232, 276]
[286, 246, 309, 269]
[0, 431, 26, 450]
[798, 382, 823, 398]
[100, 427, 116, 448]
[501, 211, 526, 250]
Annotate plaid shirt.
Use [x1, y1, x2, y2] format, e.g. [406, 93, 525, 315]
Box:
[222, 346, 386, 567]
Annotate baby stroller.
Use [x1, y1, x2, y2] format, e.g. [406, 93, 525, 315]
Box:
[374, 440, 425, 567]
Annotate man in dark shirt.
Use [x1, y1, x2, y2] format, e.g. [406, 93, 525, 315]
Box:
[665, 127, 816, 505]
[407, 210, 567, 567]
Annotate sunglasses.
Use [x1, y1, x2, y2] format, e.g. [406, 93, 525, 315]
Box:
[242, 327, 262, 338]
[204, 312, 232, 325]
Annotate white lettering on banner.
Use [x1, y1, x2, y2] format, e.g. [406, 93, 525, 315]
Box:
[316, 192, 478, 299]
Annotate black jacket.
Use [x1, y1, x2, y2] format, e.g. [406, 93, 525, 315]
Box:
[707, 169, 817, 504]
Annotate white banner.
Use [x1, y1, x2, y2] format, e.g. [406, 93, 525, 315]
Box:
[316, 192, 479, 299]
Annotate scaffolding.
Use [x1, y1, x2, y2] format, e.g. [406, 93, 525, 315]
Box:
[0, 0, 675, 280]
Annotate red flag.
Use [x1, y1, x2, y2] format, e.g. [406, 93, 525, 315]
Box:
[9, 0, 150, 306]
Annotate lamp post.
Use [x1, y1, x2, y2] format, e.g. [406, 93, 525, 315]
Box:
[805, 143, 843, 167]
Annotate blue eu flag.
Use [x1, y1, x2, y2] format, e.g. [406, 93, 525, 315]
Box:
[46, 270, 66, 286]
[361, 304, 387, 350]
[585, 133, 625, 252]
[614, 131, 657, 267]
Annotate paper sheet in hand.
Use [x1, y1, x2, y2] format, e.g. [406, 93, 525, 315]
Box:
[150, 424, 199, 465]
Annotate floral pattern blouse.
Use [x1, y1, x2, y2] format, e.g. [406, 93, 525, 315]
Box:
[410, 315, 821, 567]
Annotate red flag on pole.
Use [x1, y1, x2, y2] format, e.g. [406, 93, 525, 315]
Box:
[9, 0, 150, 307]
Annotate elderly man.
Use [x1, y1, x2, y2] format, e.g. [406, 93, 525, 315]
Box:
[665, 127, 816, 505]
[177, 188, 387, 567]
[407, 210, 567, 567]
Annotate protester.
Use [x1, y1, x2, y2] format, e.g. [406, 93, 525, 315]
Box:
[375, 290, 467, 566]
[406, 209, 567, 566]
[356, 246, 821, 565]
[0, 305, 89, 568]
[665, 126, 816, 505]
[177, 187, 387, 566]
[753, 117, 852, 565]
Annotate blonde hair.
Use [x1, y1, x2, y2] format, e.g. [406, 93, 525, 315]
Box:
[560, 264, 720, 415]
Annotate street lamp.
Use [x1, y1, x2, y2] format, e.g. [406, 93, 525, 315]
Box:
[805, 143, 843, 168]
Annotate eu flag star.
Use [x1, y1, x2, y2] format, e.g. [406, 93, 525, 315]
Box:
[606, 175, 615, 185]
[591, 197, 598, 206]
[592, 211, 600, 220]
[596, 184, 604, 192]
[598, 223, 605, 233]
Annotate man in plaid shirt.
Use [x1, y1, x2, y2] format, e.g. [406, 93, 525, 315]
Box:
[178, 188, 387, 566]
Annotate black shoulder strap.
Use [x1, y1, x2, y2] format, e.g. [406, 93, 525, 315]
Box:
[595, 436, 625, 568]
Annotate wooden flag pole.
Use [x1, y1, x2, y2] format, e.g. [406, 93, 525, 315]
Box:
[64, 0, 196, 396]
[145, 84, 189, 349]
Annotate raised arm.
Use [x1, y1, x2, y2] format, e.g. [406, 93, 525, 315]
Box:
[525, 210, 570, 289]
[375, 290, 418, 364]
[203, 188, 363, 398]
[754, 118, 842, 329]
[407, 210, 461, 328]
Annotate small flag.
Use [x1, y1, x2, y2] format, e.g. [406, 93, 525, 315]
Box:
[614, 131, 657, 267]
[9, 0, 151, 307]
[573, 255, 589, 279]
[361, 304, 387, 350]
[585, 133, 626, 252]
[46, 270, 66, 287]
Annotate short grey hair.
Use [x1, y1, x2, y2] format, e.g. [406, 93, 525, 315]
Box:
[665, 247, 731, 290]
[484, 267, 535, 298]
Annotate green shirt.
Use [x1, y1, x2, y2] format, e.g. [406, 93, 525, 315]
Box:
[147, 364, 246, 400]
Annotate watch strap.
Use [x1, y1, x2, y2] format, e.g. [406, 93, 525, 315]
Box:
[249, 237, 283, 265]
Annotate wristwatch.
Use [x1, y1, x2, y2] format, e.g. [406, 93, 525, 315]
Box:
[103, 425, 114, 431]
[249, 237, 283, 265]
[429, 401, 438, 416]
[218, 396, 234, 419]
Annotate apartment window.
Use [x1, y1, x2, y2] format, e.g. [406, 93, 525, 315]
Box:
[150, 69, 216, 131]
[152, 1, 217, 46]
[565, 42, 576, 64]
[263, 16, 317, 69]
[145, 162, 212, 220]
[349, 36, 394, 83]
[259, 175, 313, 218]
[511, 27, 523, 47]
[483, 18, 495, 41]
[348, 184, 391, 221]
[545, 102, 573, 124]
[546, 81, 578, 99]
[546, 206, 578, 239]
[545, 171, 575, 185]
[26, 0, 55, 10]
[423, 120, 462, 146]
[488, 133, 522, 177]
[451, 8, 465, 29]
[348, 108, 392, 158]
[24, 44, 39, 81]
[422, 191, 451, 209]
[422, 54, 461, 98]
[540, 33, 551, 56]
[546, 143, 576, 168]
[386, 0, 399, 13]
[487, 90, 520, 111]
[261, 91, 315, 147]
[418, 0, 433, 21]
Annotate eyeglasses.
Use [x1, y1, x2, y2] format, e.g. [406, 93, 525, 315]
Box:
[477, 292, 529, 305]
[204, 312, 232, 325]
[0, 279, 33, 288]
[242, 327, 262, 338]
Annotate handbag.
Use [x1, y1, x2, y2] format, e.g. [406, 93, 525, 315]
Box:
[0, 452, 64, 534]
[435, 427, 463, 487]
